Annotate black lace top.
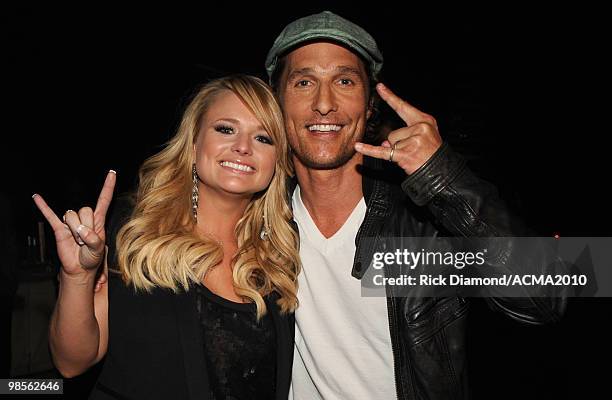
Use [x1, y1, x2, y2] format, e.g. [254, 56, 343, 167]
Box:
[195, 284, 277, 400]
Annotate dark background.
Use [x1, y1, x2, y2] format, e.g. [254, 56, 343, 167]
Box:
[3, 2, 611, 399]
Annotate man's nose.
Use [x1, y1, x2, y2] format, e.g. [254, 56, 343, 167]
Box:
[231, 133, 253, 155]
[312, 84, 337, 115]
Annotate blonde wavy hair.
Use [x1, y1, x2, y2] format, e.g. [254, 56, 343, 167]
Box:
[115, 75, 300, 317]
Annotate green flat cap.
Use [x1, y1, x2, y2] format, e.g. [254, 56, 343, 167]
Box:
[265, 11, 383, 80]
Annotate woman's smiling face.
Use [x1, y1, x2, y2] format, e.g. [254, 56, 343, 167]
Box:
[194, 90, 277, 198]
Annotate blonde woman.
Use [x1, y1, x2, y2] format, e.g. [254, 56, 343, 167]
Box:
[33, 75, 300, 400]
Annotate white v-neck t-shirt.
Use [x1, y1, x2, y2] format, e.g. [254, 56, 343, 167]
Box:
[289, 185, 396, 400]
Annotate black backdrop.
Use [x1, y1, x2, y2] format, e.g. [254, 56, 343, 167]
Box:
[4, 3, 611, 399]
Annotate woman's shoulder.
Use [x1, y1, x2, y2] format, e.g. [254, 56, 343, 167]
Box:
[264, 291, 295, 318]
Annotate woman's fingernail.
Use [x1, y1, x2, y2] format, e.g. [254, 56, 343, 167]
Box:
[109, 169, 117, 174]
[77, 224, 86, 234]
[32, 193, 38, 199]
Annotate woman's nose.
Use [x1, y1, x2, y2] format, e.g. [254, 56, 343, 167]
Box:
[231, 133, 253, 155]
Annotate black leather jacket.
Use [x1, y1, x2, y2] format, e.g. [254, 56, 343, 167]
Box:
[292, 143, 566, 400]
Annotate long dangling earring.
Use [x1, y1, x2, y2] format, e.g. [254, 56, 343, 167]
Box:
[260, 210, 269, 240]
[192, 163, 199, 222]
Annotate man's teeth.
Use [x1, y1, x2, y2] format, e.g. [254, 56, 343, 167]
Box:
[308, 124, 342, 132]
[220, 161, 254, 172]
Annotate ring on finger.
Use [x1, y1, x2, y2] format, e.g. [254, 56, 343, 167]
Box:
[63, 210, 85, 245]
[389, 142, 398, 162]
[75, 224, 86, 246]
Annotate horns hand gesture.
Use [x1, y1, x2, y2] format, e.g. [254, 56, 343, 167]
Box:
[32, 171, 116, 278]
[355, 83, 443, 175]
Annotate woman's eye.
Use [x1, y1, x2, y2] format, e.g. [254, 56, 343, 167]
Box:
[215, 125, 233, 134]
[256, 135, 274, 145]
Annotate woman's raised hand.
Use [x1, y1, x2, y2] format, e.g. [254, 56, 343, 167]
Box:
[33, 171, 116, 277]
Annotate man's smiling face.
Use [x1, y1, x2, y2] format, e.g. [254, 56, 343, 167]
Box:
[279, 42, 372, 170]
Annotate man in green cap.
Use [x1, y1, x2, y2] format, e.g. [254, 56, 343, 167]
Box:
[266, 11, 565, 400]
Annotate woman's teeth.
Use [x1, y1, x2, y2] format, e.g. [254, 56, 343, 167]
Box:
[220, 161, 254, 172]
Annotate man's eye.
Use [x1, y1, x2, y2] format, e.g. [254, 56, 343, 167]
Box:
[214, 125, 233, 134]
[296, 80, 311, 87]
[339, 78, 353, 85]
[256, 135, 274, 145]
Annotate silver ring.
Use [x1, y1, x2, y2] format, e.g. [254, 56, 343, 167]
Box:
[76, 224, 86, 246]
[389, 142, 397, 162]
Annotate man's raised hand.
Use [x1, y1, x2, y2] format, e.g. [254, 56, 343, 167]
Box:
[355, 83, 442, 175]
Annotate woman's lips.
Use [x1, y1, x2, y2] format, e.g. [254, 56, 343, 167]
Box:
[219, 160, 255, 173]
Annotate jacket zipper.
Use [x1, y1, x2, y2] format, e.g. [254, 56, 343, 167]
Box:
[386, 292, 402, 400]
[384, 255, 417, 400]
